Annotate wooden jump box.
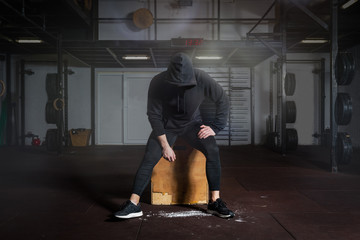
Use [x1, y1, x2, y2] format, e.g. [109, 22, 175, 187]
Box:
[151, 139, 209, 205]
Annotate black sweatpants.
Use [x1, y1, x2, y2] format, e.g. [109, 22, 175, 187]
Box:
[131, 122, 221, 196]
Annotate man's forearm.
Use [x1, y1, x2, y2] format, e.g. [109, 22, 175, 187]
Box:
[157, 134, 176, 162]
[157, 134, 170, 149]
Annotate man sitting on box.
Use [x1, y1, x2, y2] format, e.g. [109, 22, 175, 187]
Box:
[114, 52, 234, 219]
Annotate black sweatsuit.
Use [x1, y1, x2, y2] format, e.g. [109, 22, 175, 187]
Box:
[132, 53, 229, 196]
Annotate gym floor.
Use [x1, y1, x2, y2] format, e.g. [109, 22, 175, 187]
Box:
[0, 145, 360, 240]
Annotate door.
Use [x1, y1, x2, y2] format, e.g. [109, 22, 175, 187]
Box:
[96, 73, 123, 144]
[123, 72, 158, 144]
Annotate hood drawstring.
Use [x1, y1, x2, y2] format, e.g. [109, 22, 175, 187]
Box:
[177, 90, 186, 114]
[177, 93, 180, 112]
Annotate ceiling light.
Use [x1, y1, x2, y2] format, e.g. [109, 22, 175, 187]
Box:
[16, 39, 43, 43]
[341, 0, 358, 9]
[195, 56, 223, 60]
[122, 55, 150, 60]
[301, 39, 328, 44]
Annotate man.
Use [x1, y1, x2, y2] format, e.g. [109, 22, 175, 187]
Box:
[114, 52, 234, 219]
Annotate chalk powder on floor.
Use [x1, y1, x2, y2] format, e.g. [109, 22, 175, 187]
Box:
[151, 210, 246, 223]
[158, 210, 211, 218]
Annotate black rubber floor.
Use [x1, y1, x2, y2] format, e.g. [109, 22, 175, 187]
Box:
[0, 145, 359, 240]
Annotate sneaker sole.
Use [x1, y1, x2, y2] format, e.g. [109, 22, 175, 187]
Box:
[207, 209, 234, 218]
[114, 211, 143, 219]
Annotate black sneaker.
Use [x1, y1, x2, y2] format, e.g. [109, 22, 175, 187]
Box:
[207, 198, 235, 218]
[114, 200, 143, 219]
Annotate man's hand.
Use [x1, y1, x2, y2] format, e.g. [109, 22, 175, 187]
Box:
[162, 145, 176, 162]
[157, 134, 176, 162]
[198, 125, 215, 139]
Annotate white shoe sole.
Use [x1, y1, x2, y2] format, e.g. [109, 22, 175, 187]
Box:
[114, 211, 143, 219]
[207, 209, 234, 218]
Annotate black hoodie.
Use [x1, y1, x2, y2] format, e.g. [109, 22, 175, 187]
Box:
[147, 52, 229, 136]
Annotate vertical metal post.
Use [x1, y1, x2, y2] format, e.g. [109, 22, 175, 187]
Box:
[280, 0, 287, 154]
[217, 0, 220, 40]
[250, 67, 255, 145]
[64, 60, 69, 147]
[91, 66, 95, 146]
[330, 0, 338, 173]
[57, 34, 63, 154]
[5, 54, 12, 145]
[154, 0, 157, 40]
[320, 58, 326, 144]
[20, 60, 25, 147]
[269, 61, 274, 132]
[228, 67, 231, 146]
[92, 0, 99, 40]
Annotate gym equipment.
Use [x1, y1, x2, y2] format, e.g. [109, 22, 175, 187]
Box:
[286, 128, 298, 151]
[53, 98, 65, 111]
[45, 101, 57, 124]
[336, 132, 352, 165]
[286, 101, 296, 123]
[266, 132, 278, 150]
[46, 73, 59, 98]
[133, 8, 153, 29]
[45, 129, 58, 151]
[335, 93, 352, 125]
[0, 80, 5, 97]
[285, 73, 296, 96]
[335, 52, 355, 85]
[151, 138, 208, 205]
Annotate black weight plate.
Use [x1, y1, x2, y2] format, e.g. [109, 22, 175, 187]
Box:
[336, 132, 352, 164]
[335, 53, 347, 85]
[336, 53, 355, 85]
[46, 129, 58, 151]
[45, 101, 57, 124]
[0, 80, 5, 97]
[46, 73, 59, 98]
[345, 53, 355, 85]
[335, 93, 352, 125]
[266, 132, 278, 150]
[286, 101, 296, 123]
[286, 128, 298, 151]
[285, 73, 296, 96]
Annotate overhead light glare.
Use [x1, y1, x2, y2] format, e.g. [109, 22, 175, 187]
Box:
[122, 55, 150, 60]
[195, 56, 223, 60]
[301, 39, 328, 44]
[16, 39, 43, 43]
[341, 0, 358, 9]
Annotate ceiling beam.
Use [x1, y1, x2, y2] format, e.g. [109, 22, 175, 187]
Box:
[221, 48, 239, 66]
[149, 48, 157, 68]
[106, 48, 125, 67]
[288, 0, 329, 31]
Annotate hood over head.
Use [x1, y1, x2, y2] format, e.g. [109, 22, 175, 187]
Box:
[167, 52, 196, 87]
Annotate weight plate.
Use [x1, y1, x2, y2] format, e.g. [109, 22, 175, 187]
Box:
[45, 101, 57, 124]
[286, 101, 296, 123]
[336, 132, 352, 164]
[46, 128, 58, 151]
[0, 80, 5, 97]
[286, 128, 298, 151]
[335, 93, 352, 125]
[346, 53, 355, 84]
[336, 52, 355, 85]
[285, 73, 296, 96]
[266, 132, 278, 150]
[46, 73, 59, 98]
